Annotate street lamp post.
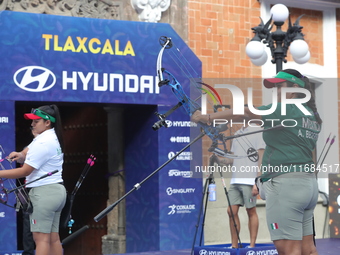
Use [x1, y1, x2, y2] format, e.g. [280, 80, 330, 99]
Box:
[246, 4, 310, 73]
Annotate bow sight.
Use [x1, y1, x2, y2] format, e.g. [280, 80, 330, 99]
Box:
[152, 100, 184, 131]
[152, 112, 167, 131]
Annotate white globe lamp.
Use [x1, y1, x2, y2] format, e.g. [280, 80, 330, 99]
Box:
[246, 40, 265, 59]
[251, 51, 268, 66]
[293, 51, 311, 64]
[290, 39, 309, 59]
[270, 4, 289, 22]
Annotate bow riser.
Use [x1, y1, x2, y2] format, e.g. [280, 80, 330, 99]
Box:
[0, 147, 32, 212]
[155, 36, 263, 161]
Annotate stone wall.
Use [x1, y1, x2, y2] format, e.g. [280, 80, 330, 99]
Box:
[0, 0, 188, 40]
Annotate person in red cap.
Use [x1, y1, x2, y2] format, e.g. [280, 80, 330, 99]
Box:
[3, 105, 66, 255]
[192, 69, 321, 255]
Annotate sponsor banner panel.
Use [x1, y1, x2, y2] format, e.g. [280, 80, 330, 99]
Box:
[158, 105, 202, 250]
[0, 101, 17, 252]
[194, 244, 277, 255]
[0, 11, 201, 106]
[124, 105, 202, 252]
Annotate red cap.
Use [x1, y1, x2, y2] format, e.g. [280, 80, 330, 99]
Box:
[24, 113, 42, 120]
[263, 78, 287, 88]
[263, 71, 305, 88]
[23, 108, 56, 122]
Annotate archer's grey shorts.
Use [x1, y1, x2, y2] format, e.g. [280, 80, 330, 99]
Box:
[228, 184, 257, 208]
[263, 172, 318, 241]
[29, 183, 66, 233]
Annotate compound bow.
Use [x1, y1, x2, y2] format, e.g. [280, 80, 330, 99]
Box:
[155, 36, 260, 161]
[0, 145, 32, 212]
[0, 145, 58, 213]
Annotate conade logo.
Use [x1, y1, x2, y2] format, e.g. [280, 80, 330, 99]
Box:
[14, 66, 56, 92]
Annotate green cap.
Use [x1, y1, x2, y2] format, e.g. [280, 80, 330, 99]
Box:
[24, 108, 56, 123]
[264, 71, 305, 88]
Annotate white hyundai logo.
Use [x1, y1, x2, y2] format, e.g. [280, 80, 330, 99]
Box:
[246, 250, 255, 255]
[165, 120, 172, 127]
[199, 250, 207, 255]
[14, 66, 56, 92]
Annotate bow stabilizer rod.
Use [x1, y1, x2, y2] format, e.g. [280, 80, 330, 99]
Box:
[7, 170, 59, 194]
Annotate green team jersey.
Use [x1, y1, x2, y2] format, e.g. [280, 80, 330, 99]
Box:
[257, 103, 321, 180]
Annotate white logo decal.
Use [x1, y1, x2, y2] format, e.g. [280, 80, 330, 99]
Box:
[199, 250, 207, 255]
[14, 66, 56, 92]
[165, 120, 172, 127]
[166, 187, 195, 195]
[168, 204, 195, 215]
[168, 151, 192, 161]
[168, 205, 176, 215]
[168, 169, 192, 178]
[170, 136, 190, 143]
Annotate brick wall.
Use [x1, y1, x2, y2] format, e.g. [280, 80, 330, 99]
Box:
[188, 2, 323, 77]
[187, 1, 326, 166]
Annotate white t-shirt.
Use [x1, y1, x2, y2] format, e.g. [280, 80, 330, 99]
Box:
[230, 125, 266, 185]
[25, 128, 64, 188]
